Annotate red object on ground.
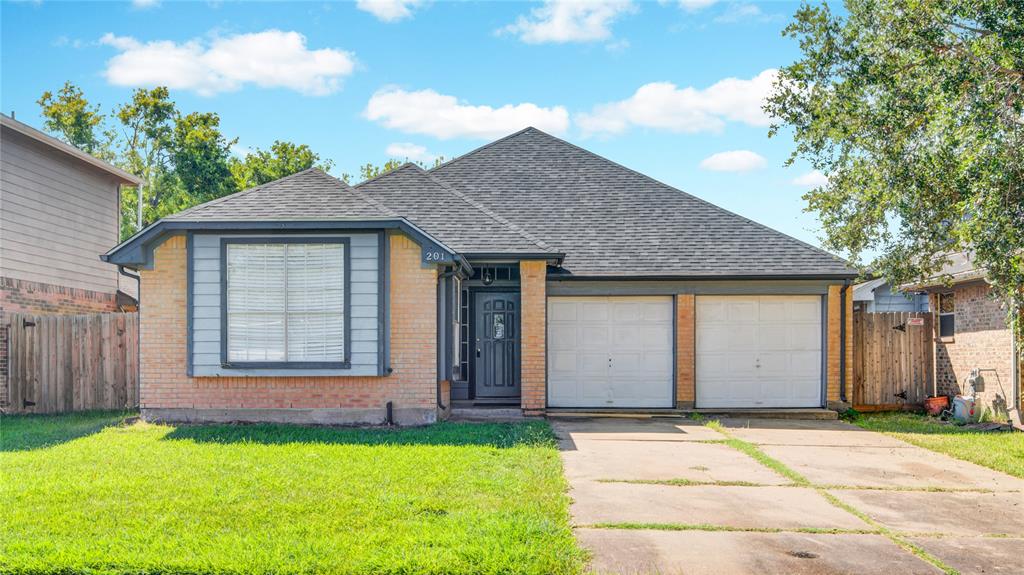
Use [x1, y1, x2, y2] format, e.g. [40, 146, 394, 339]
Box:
[925, 395, 949, 416]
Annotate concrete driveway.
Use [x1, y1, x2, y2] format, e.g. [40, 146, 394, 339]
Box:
[553, 417, 1024, 575]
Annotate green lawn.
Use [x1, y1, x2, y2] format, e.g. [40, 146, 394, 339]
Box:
[0, 411, 583, 575]
[852, 412, 1024, 478]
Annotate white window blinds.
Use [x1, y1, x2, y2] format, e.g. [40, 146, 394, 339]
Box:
[226, 242, 345, 363]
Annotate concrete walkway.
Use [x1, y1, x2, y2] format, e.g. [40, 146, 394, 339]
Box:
[553, 417, 1024, 575]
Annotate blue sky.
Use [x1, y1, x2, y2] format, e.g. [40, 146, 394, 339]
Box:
[1, 0, 835, 249]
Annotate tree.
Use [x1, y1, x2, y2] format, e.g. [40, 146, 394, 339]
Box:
[230, 140, 334, 190]
[37, 82, 113, 159]
[766, 0, 1024, 339]
[115, 87, 177, 239]
[171, 112, 237, 208]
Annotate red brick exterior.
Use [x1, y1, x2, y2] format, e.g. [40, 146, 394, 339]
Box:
[676, 294, 695, 408]
[827, 285, 854, 408]
[138, 233, 440, 425]
[520, 260, 547, 413]
[0, 277, 120, 408]
[930, 283, 1017, 416]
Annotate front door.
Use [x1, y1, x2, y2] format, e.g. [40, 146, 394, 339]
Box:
[473, 292, 521, 398]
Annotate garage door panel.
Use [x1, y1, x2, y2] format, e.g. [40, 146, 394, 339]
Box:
[548, 296, 673, 408]
[697, 295, 823, 409]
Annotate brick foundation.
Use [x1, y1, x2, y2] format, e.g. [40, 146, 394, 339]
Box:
[0, 277, 120, 407]
[931, 284, 1016, 417]
[138, 233, 440, 426]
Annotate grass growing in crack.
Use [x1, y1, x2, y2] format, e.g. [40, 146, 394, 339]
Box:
[584, 522, 879, 536]
[702, 419, 961, 575]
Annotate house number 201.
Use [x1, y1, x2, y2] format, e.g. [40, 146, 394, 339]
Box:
[424, 251, 444, 261]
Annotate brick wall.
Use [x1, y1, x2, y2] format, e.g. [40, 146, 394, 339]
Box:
[827, 285, 854, 408]
[675, 294, 695, 408]
[0, 277, 120, 408]
[932, 283, 1015, 416]
[520, 260, 546, 413]
[137, 232, 439, 425]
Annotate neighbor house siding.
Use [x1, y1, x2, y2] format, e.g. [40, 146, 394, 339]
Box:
[931, 283, 1015, 416]
[189, 232, 381, 377]
[139, 232, 439, 425]
[0, 128, 121, 295]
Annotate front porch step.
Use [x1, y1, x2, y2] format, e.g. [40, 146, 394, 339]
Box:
[449, 407, 533, 422]
[545, 408, 838, 421]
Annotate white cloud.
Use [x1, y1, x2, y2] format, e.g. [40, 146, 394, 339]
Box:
[99, 30, 356, 96]
[674, 0, 717, 11]
[792, 170, 829, 188]
[356, 0, 425, 22]
[576, 68, 778, 135]
[499, 0, 635, 44]
[365, 87, 570, 140]
[386, 142, 436, 162]
[131, 0, 160, 9]
[699, 150, 766, 172]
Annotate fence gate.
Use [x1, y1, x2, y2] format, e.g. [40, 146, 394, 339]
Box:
[6, 312, 139, 414]
[852, 311, 933, 411]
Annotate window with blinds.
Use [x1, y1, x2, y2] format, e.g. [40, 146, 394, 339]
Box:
[225, 241, 346, 365]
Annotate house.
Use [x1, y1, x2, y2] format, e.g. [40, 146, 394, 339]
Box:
[852, 278, 929, 313]
[908, 252, 1022, 418]
[0, 113, 142, 408]
[102, 127, 857, 425]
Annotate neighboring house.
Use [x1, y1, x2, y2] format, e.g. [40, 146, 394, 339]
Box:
[907, 252, 1022, 418]
[0, 114, 142, 408]
[852, 278, 929, 313]
[103, 127, 857, 425]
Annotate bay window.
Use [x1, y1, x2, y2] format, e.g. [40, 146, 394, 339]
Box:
[223, 239, 349, 367]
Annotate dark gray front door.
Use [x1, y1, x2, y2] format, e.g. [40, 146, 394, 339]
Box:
[474, 292, 520, 398]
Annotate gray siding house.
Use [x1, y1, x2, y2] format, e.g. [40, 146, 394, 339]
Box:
[853, 278, 929, 313]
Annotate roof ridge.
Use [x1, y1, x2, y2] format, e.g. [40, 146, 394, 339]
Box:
[338, 173, 401, 217]
[414, 165, 557, 253]
[170, 167, 327, 219]
[427, 127, 538, 174]
[448, 127, 849, 267]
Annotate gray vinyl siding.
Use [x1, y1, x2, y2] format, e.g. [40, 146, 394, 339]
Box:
[865, 284, 930, 313]
[0, 128, 121, 293]
[190, 232, 381, 377]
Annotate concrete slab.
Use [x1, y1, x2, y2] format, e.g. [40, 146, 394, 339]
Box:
[552, 417, 723, 443]
[571, 482, 871, 530]
[721, 418, 911, 448]
[577, 528, 942, 575]
[561, 437, 790, 484]
[908, 536, 1024, 575]
[831, 490, 1024, 536]
[763, 444, 1024, 491]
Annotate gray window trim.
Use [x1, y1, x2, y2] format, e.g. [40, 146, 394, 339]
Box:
[219, 236, 352, 370]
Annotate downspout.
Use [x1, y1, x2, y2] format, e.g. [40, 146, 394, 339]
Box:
[1012, 299, 1022, 429]
[840, 280, 850, 404]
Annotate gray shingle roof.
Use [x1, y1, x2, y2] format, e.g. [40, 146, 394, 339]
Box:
[159, 128, 854, 278]
[429, 127, 855, 277]
[166, 168, 395, 221]
[354, 164, 554, 255]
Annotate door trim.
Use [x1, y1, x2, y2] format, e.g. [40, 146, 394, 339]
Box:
[546, 295, 675, 409]
[468, 288, 521, 400]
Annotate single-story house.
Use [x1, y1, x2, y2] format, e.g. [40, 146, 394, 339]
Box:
[103, 127, 857, 425]
[852, 278, 929, 313]
[908, 252, 1022, 418]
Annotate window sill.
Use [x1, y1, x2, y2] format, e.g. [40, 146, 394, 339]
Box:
[221, 361, 352, 370]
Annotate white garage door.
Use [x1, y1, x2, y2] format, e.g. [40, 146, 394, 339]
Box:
[548, 296, 673, 408]
[696, 295, 823, 408]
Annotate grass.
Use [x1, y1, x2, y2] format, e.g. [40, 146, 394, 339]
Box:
[851, 412, 1024, 479]
[0, 412, 584, 575]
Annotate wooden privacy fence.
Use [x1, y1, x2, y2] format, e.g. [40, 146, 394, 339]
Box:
[852, 311, 933, 411]
[6, 312, 138, 414]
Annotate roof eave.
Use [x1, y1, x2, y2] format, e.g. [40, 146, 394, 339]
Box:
[547, 272, 859, 281]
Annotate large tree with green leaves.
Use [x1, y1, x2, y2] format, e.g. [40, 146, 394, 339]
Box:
[230, 140, 334, 190]
[37, 82, 113, 160]
[766, 0, 1023, 337]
